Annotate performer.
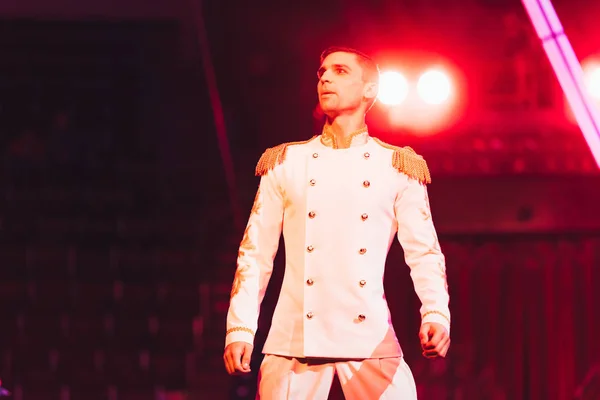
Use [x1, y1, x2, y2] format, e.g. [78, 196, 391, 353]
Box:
[223, 46, 450, 399]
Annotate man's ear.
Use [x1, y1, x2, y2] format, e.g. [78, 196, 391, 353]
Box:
[364, 82, 378, 102]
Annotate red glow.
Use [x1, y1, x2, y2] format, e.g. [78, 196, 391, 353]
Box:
[370, 55, 466, 136]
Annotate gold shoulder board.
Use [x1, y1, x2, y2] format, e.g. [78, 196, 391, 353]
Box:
[372, 137, 432, 184]
[255, 137, 316, 176]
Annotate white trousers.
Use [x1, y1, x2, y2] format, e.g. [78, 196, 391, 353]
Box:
[256, 355, 418, 400]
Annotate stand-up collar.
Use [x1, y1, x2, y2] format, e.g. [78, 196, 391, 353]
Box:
[320, 125, 369, 149]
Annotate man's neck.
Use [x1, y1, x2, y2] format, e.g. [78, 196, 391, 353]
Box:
[322, 115, 367, 149]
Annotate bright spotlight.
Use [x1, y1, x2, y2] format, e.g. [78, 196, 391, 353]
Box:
[584, 63, 600, 100]
[417, 69, 452, 105]
[378, 71, 409, 106]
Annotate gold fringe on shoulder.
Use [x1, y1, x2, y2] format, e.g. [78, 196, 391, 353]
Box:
[372, 137, 432, 184]
[255, 137, 316, 176]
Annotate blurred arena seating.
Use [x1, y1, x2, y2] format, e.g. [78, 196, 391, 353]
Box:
[0, 20, 201, 400]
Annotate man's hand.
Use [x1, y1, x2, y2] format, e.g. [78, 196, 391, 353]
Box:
[224, 341, 254, 375]
[419, 322, 450, 359]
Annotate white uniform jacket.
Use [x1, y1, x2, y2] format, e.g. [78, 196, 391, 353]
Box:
[225, 129, 450, 359]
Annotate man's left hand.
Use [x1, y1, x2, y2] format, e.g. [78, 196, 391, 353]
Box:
[419, 322, 450, 359]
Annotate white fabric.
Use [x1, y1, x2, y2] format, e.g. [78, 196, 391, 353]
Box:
[226, 135, 450, 359]
[256, 354, 418, 400]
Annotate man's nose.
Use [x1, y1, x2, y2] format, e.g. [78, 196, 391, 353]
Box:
[320, 70, 333, 83]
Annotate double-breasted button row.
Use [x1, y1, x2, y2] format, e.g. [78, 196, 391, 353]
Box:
[305, 312, 366, 321]
[308, 246, 364, 253]
[308, 179, 370, 188]
[307, 246, 365, 255]
[308, 211, 367, 221]
[305, 278, 363, 287]
[305, 150, 369, 325]
[312, 152, 369, 159]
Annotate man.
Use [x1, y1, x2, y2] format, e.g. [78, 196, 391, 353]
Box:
[223, 46, 450, 399]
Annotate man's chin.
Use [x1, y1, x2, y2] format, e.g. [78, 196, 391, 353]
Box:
[319, 106, 338, 118]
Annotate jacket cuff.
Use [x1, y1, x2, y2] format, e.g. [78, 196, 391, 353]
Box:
[225, 326, 256, 348]
[422, 310, 451, 335]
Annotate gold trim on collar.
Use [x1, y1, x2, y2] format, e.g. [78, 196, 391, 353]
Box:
[320, 125, 369, 149]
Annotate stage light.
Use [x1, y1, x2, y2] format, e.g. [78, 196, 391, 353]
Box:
[370, 60, 464, 136]
[583, 62, 600, 100]
[378, 71, 409, 106]
[417, 69, 452, 105]
[521, 0, 600, 169]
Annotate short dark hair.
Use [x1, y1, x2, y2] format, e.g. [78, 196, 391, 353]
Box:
[319, 46, 380, 84]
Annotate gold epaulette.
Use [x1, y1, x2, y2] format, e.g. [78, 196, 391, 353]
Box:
[255, 137, 316, 176]
[372, 137, 431, 184]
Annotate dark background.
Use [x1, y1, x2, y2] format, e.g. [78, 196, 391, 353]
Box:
[0, 0, 599, 399]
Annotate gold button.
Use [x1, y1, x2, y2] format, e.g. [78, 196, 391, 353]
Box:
[307, 245, 314, 253]
[308, 211, 316, 219]
[313, 153, 319, 158]
[363, 180, 370, 188]
[307, 312, 314, 319]
[306, 279, 314, 286]
[309, 179, 316, 186]
[359, 280, 366, 287]
[359, 248, 367, 255]
[358, 314, 366, 321]
[361, 213, 368, 221]
[363, 152, 370, 159]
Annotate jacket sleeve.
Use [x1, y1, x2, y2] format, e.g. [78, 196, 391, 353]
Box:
[225, 168, 284, 347]
[394, 177, 451, 334]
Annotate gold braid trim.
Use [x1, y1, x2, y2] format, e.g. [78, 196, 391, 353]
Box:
[255, 137, 317, 176]
[321, 125, 368, 149]
[422, 310, 451, 325]
[226, 326, 256, 337]
[372, 137, 431, 184]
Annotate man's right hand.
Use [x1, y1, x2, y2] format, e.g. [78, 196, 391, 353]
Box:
[224, 341, 254, 375]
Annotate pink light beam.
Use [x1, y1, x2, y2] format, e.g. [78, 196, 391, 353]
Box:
[522, 0, 600, 169]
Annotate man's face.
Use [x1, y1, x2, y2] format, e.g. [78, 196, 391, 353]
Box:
[317, 52, 375, 117]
